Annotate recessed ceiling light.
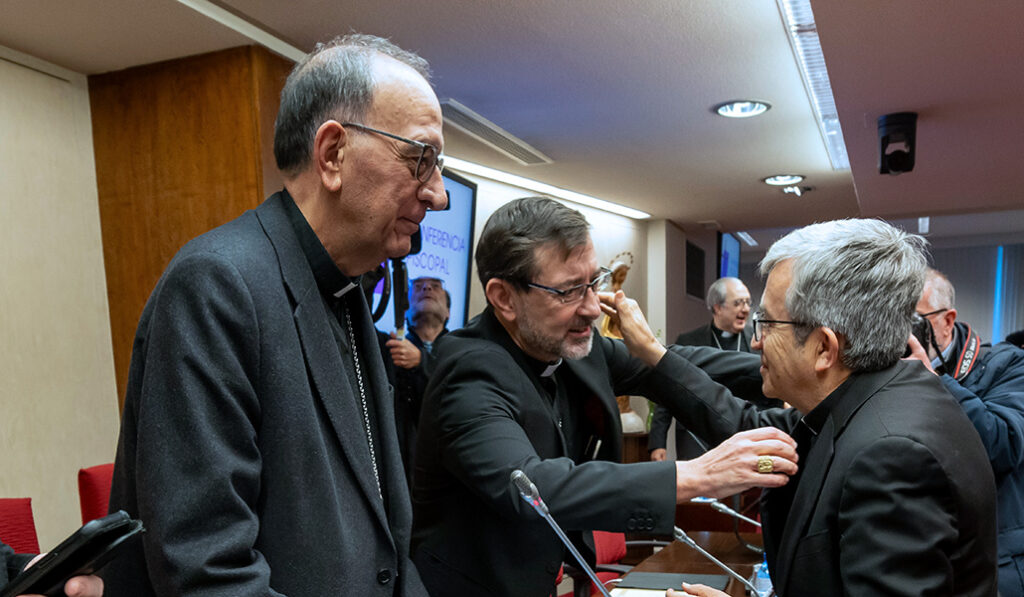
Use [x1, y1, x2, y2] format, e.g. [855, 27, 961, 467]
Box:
[713, 100, 771, 118]
[763, 174, 805, 186]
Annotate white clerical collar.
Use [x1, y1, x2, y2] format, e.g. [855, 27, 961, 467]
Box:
[333, 281, 358, 298]
[540, 359, 563, 377]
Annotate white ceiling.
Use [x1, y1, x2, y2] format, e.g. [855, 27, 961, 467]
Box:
[2, 0, 1021, 248]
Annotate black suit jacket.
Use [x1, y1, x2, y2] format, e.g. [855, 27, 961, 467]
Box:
[409, 309, 757, 597]
[653, 348, 998, 595]
[675, 322, 751, 352]
[104, 192, 426, 596]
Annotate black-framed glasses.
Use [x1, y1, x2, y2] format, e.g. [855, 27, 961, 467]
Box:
[527, 267, 612, 304]
[340, 122, 444, 182]
[917, 308, 948, 318]
[751, 311, 810, 342]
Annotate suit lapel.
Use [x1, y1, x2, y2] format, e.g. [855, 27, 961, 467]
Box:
[255, 194, 390, 530]
[773, 418, 835, 588]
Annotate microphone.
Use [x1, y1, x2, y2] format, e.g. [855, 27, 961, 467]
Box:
[690, 497, 762, 528]
[673, 526, 760, 595]
[510, 470, 612, 597]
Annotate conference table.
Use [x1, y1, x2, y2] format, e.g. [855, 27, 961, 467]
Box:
[611, 531, 764, 596]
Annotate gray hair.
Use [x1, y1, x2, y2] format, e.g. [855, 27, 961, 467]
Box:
[922, 268, 956, 310]
[759, 219, 929, 372]
[706, 277, 742, 312]
[476, 197, 590, 292]
[273, 33, 431, 176]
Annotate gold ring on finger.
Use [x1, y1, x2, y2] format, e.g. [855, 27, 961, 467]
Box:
[757, 455, 774, 474]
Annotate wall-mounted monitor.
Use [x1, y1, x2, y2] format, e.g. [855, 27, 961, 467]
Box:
[718, 232, 740, 279]
[372, 170, 477, 333]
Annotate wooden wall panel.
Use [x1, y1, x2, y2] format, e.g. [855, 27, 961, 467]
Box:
[252, 47, 292, 198]
[90, 46, 293, 407]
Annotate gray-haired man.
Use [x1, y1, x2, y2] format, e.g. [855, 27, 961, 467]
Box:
[610, 219, 997, 596]
[105, 34, 445, 596]
[907, 268, 1024, 595]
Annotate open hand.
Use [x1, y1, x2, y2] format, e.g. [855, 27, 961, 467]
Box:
[676, 427, 798, 501]
[598, 290, 666, 366]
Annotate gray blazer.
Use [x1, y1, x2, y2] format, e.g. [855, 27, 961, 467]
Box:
[103, 192, 426, 596]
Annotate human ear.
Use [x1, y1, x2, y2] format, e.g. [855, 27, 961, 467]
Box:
[313, 120, 346, 192]
[813, 326, 842, 372]
[486, 279, 518, 323]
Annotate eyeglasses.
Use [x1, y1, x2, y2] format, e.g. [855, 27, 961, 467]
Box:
[340, 122, 444, 183]
[729, 298, 752, 308]
[751, 311, 810, 342]
[412, 280, 442, 292]
[917, 308, 948, 318]
[527, 267, 612, 304]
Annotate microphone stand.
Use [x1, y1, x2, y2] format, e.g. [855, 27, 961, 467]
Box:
[690, 497, 762, 528]
[673, 526, 760, 595]
[511, 470, 612, 597]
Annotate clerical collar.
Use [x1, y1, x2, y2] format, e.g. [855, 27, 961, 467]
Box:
[280, 189, 358, 298]
[540, 359, 563, 378]
[711, 323, 742, 351]
[800, 374, 854, 436]
[524, 354, 563, 379]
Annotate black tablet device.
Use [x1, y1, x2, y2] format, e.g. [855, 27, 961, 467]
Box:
[616, 571, 730, 591]
[0, 510, 143, 597]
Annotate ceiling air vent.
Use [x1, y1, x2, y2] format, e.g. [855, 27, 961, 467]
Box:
[441, 99, 553, 166]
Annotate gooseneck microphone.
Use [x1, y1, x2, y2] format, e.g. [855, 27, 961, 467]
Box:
[673, 526, 760, 594]
[510, 470, 612, 597]
[690, 496, 762, 528]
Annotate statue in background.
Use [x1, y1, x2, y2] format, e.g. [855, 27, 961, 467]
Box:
[599, 252, 646, 433]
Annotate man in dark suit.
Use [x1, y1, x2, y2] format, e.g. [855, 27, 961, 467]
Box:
[607, 219, 998, 596]
[651, 276, 756, 461]
[411, 197, 800, 597]
[677, 277, 754, 352]
[103, 34, 447, 596]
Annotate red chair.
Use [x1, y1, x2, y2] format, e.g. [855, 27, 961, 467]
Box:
[77, 463, 115, 524]
[0, 497, 40, 553]
[562, 531, 668, 596]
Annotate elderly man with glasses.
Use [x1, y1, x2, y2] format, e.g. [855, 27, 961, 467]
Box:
[105, 34, 445, 596]
[650, 276, 779, 462]
[906, 268, 1024, 596]
[608, 219, 997, 597]
[410, 197, 800, 597]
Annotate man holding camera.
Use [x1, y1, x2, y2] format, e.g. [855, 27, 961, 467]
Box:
[907, 268, 1024, 595]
